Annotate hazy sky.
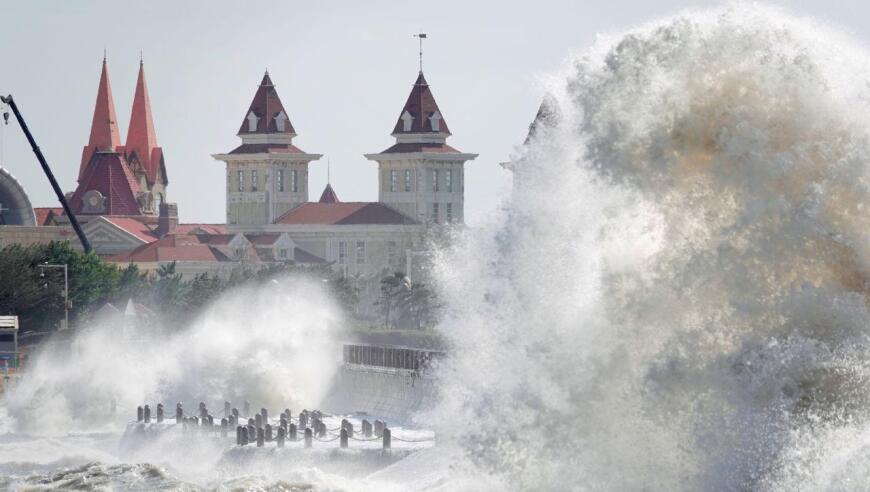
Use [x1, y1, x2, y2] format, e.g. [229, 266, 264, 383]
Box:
[1, 0, 868, 224]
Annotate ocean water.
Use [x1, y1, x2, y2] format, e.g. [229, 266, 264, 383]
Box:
[5, 3, 870, 490]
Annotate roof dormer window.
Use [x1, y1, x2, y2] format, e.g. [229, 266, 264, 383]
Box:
[275, 111, 288, 132]
[247, 111, 259, 132]
[429, 111, 441, 132]
[401, 110, 414, 132]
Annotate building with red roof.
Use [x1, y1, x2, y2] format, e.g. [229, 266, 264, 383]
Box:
[209, 67, 475, 296]
[45, 56, 181, 256]
[19, 55, 477, 297]
[106, 231, 325, 277]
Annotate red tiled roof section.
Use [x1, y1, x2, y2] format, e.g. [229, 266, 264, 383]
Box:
[108, 233, 326, 264]
[70, 153, 143, 215]
[103, 216, 159, 242]
[228, 143, 306, 155]
[319, 184, 339, 203]
[33, 207, 63, 226]
[275, 202, 417, 225]
[238, 73, 296, 135]
[175, 224, 227, 234]
[380, 142, 461, 154]
[392, 72, 450, 135]
[126, 61, 163, 185]
[80, 58, 122, 180]
[109, 234, 230, 263]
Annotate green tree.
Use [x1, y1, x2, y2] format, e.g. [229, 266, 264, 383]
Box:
[184, 273, 225, 313]
[150, 262, 190, 325]
[403, 282, 442, 329]
[378, 272, 411, 328]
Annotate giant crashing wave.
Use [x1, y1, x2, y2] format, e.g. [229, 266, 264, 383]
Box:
[430, 4, 870, 491]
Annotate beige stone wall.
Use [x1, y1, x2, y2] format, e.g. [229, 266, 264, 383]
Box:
[0, 226, 76, 248]
[225, 160, 310, 225]
[377, 158, 466, 225]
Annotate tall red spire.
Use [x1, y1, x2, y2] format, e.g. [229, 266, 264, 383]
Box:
[391, 72, 450, 135]
[126, 59, 162, 184]
[79, 57, 122, 180]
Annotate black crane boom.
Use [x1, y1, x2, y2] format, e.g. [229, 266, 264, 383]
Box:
[1, 95, 92, 253]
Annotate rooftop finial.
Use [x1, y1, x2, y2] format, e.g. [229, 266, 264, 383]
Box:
[139, 50, 143, 65]
[413, 33, 427, 73]
[103, 48, 107, 62]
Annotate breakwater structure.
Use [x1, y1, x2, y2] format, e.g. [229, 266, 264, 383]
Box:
[120, 343, 442, 462]
[320, 343, 444, 424]
[120, 399, 436, 473]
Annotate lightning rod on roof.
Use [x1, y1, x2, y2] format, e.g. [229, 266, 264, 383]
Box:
[413, 33, 427, 73]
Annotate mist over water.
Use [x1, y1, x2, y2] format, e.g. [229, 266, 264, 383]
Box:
[6, 276, 343, 435]
[432, 4, 870, 491]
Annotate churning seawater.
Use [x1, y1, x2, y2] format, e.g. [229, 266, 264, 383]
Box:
[6, 3, 870, 490]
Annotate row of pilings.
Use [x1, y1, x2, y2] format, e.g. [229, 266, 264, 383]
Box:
[135, 402, 400, 450]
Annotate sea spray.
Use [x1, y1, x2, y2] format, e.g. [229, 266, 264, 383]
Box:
[5, 275, 344, 435]
[432, 4, 870, 491]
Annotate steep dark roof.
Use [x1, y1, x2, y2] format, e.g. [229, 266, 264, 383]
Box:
[318, 184, 339, 203]
[392, 72, 450, 135]
[238, 72, 296, 135]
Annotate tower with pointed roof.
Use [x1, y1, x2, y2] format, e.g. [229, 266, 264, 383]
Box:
[125, 58, 168, 212]
[364, 72, 476, 225]
[71, 57, 150, 218]
[78, 57, 122, 181]
[212, 72, 321, 226]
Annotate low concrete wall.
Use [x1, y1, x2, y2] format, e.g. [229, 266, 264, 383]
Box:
[0, 225, 75, 247]
[322, 364, 437, 425]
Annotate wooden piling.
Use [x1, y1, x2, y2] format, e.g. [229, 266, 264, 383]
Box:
[265, 424, 273, 441]
[276, 426, 285, 448]
[156, 403, 164, 423]
[224, 401, 231, 417]
[363, 419, 372, 437]
[304, 427, 312, 448]
[240, 426, 249, 446]
[221, 418, 228, 438]
[255, 413, 263, 429]
[243, 400, 250, 417]
[374, 420, 383, 437]
[256, 427, 264, 447]
[144, 405, 151, 423]
[176, 403, 183, 424]
[383, 427, 391, 450]
[137, 405, 143, 422]
[340, 428, 348, 448]
[289, 423, 297, 441]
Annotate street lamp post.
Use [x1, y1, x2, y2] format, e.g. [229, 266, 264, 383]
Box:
[40, 263, 69, 330]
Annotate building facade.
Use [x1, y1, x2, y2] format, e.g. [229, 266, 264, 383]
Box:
[8, 57, 476, 312]
[212, 70, 476, 296]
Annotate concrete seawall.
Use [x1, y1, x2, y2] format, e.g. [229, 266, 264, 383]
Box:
[321, 343, 442, 424]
